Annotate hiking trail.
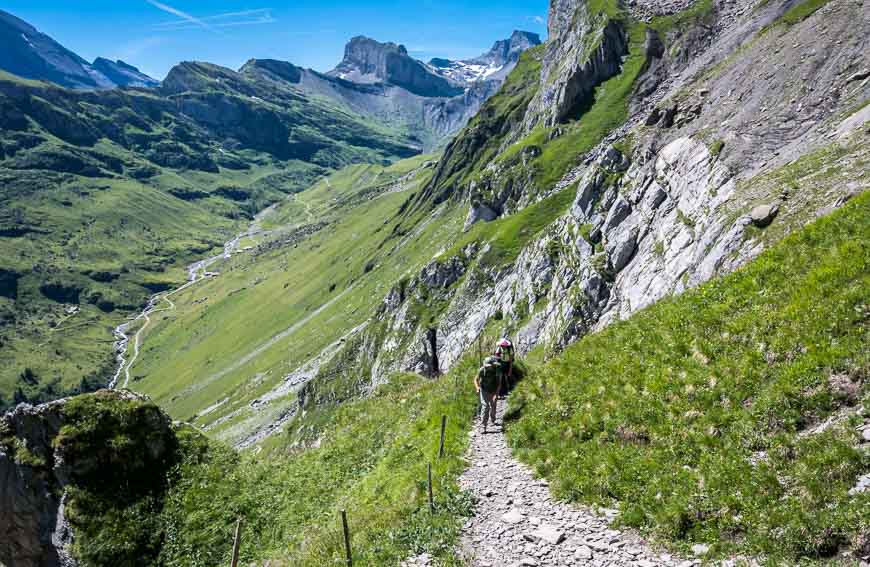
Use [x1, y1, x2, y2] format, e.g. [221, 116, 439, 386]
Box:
[454, 405, 695, 567]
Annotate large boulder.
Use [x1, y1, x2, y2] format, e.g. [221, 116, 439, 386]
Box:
[750, 203, 779, 227]
[464, 202, 499, 230]
[607, 226, 640, 273]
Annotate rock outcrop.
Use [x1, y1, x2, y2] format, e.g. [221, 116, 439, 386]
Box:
[527, 2, 629, 127]
[0, 391, 177, 567]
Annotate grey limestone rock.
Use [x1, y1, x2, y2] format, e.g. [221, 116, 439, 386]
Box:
[750, 203, 780, 227]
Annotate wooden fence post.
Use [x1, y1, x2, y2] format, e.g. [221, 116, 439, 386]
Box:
[341, 510, 352, 566]
[438, 415, 447, 459]
[428, 463, 435, 513]
[230, 518, 242, 567]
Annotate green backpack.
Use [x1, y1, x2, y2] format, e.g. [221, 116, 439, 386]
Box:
[479, 359, 502, 392]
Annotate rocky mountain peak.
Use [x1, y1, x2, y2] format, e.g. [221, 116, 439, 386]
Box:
[329, 36, 410, 81]
[91, 57, 158, 88]
[0, 9, 156, 90]
[474, 30, 542, 67]
[328, 35, 462, 97]
[425, 30, 542, 87]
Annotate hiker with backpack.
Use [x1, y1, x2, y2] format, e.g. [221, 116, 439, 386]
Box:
[474, 354, 503, 433]
[495, 338, 515, 397]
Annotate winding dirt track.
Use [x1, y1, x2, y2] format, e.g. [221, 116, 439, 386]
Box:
[110, 206, 275, 389]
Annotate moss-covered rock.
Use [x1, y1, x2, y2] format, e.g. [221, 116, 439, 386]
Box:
[0, 390, 179, 567]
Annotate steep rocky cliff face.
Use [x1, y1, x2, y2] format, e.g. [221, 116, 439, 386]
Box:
[525, 2, 628, 127]
[319, 0, 869, 386]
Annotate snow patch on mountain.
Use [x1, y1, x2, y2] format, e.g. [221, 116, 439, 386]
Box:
[427, 60, 504, 85]
[427, 30, 542, 86]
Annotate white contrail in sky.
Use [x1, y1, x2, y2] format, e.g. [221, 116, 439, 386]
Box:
[145, 0, 212, 30]
[152, 7, 276, 31]
[204, 9, 272, 21]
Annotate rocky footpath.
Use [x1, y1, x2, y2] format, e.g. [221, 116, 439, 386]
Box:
[457, 407, 691, 567]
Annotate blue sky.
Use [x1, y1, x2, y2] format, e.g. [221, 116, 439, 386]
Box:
[3, 0, 548, 80]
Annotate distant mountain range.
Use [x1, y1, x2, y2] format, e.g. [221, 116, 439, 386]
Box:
[328, 31, 542, 94]
[0, 8, 540, 149]
[0, 10, 158, 89]
[282, 32, 542, 149]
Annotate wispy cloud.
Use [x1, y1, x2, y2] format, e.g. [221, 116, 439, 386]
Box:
[112, 36, 167, 61]
[151, 6, 276, 32]
[526, 15, 546, 25]
[145, 0, 213, 31]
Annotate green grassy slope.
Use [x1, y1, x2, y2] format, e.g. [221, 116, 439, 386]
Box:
[127, 155, 459, 442]
[159, 364, 478, 566]
[1, 363, 479, 566]
[507, 191, 870, 561]
[0, 62, 419, 409]
[7, 189, 865, 567]
[123, 0, 675, 438]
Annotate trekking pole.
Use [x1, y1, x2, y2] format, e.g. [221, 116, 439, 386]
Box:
[230, 518, 242, 567]
[340, 510, 352, 566]
[438, 415, 447, 459]
[427, 463, 435, 513]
